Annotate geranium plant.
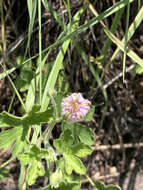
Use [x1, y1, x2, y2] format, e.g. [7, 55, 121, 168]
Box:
[0, 91, 121, 190]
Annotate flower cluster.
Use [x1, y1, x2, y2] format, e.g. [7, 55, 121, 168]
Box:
[61, 93, 91, 123]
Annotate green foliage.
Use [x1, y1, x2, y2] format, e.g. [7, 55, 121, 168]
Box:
[18, 145, 56, 165]
[0, 105, 54, 128]
[18, 145, 56, 185]
[95, 180, 121, 190]
[62, 123, 95, 146]
[76, 124, 95, 146]
[54, 92, 64, 116]
[0, 126, 24, 149]
[27, 160, 45, 185]
[70, 143, 92, 157]
[50, 169, 63, 188]
[64, 153, 86, 175]
[15, 58, 34, 92]
[132, 64, 143, 75]
[39, 182, 81, 190]
[54, 129, 92, 175]
[85, 105, 95, 121]
[52, 157, 82, 188]
[12, 138, 29, 156]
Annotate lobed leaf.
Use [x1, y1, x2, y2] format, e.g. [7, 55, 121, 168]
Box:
[0, 105, 54, 128]
[75, 123, 95, 146]
[12, 138, 28, 156]
[64, 153, 86, 175]
[54, 129, 74, 153]
[0, 127, 23, 149]
[71, 143, 92, 157]
[95, 180, 122, 190]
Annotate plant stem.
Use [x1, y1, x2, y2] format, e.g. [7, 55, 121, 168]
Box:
[0, 62, 27, 112]
[38, 0, 42, 104]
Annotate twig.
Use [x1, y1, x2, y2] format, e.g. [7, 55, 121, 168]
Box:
[84, 172, 120, 184]
[127, 163, 139, 190]
[103, 64, 135, 89]
[113, 118, 126, 170]
[94, 142, 143, 151]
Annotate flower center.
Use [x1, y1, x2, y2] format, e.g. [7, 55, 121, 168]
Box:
[71, 101, 79, 112]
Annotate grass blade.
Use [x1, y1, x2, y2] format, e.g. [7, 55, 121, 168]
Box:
[41, 7, 86, 111]
[111, 5, 143, 61]
[102, 8, 124, 61]
[122, 1, 130, 82]
[104, 28, 143, 68]
[0, 0, 135, 81]
[25, 0, 37, 57]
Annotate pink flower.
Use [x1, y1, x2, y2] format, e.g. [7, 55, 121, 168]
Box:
[61, 93, 91, 123]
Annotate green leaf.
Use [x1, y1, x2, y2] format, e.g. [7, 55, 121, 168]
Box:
[36, 182, 80, 190]
[132, 64, 143, 75]
[37, 161, 45, 176]
[64, 174, 82, 186]
[56, 158, 82, 185]
[106, 185, 121, 190]
[71, 143, 92, 157]
[0, 105, 54, 128]
[50, 169, 63, 188]
[85, 105, 95, 121]
[55, 92, 64, 116]
[54, 129, 74, 153]
[95, 180, 122, 190]
[39, 147, 57, 162]
[12, 138, 28, 156]
[31, 144, 41, 155]
[22, 107, 54, 125]
[0, 127, 23, 149]
[15, 68, 34, 92]
[27, 160, 45, 186]
[26, 0, 37, 57]
[27, 160, 38, 185]
[62, 123, 95, 146]
[62, 122, 75, 132]
[41, 39, 70, 111]
[95, 180, 105, 190]
[18, 145, 56, 168]
[0, 112, 22, 127]
[18, 153, 36, 166]
[64, 153, 86, 175]
[75, 123, 95, 146]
